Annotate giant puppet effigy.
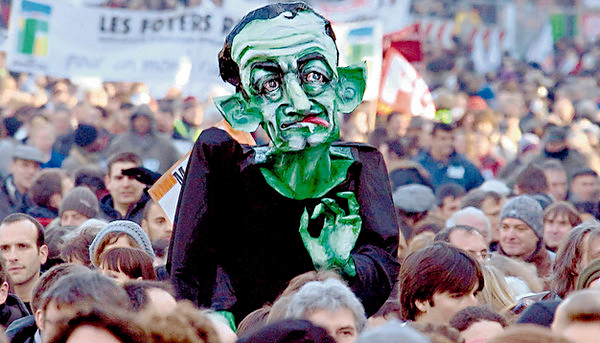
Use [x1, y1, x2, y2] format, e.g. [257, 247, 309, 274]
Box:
[167, 2, 399, 323]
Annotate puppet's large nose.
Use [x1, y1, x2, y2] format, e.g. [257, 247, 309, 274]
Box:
[284, 74, 311, 113]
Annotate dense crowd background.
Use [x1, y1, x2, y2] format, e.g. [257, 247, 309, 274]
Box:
[0, 0, 599, 342]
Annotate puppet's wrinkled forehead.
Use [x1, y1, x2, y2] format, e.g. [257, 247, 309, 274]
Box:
[231, 11, 338, 72]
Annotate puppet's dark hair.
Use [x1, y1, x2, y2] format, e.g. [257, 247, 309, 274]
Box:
[218, 2, 337, 90]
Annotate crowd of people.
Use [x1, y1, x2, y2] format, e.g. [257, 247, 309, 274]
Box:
[0, 0, 599, 342]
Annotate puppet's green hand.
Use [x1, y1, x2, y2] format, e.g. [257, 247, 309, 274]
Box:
[299, 191, 361, 276]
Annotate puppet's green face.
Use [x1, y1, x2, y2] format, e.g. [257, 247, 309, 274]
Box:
[221, 11, 364, 152]
[233, 11, 339, 151]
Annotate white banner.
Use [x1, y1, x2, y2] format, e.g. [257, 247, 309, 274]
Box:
[6, 0, 260, 98]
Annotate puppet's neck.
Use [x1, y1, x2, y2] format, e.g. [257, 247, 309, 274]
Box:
[260, 145, 353, 200]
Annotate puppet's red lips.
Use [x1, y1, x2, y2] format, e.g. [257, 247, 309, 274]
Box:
[281, 114, 330, 128]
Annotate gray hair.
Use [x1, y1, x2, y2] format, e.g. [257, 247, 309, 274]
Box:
[285, 278, 367, 333]
[446, 206, 491, 238]
[356, 320, 430, 343]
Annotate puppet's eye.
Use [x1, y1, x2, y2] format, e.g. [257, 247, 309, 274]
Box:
[262, 79, 280, 93]
[304, 71, 327, 83]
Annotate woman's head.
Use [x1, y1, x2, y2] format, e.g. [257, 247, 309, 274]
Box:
[89, 220, 155, 267]
[543, 201, 581, 251]
[99, 247, 156, 283]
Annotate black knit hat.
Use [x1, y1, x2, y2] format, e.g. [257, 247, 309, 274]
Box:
[74, 124, 98, 147]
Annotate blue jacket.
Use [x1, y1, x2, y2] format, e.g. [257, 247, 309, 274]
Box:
[415, 151, 484, 191]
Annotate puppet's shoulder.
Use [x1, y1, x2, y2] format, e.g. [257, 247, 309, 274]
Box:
[331, 141, 382, 160]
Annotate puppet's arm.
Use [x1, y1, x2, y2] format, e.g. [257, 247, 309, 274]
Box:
[299, 191, 361, 276]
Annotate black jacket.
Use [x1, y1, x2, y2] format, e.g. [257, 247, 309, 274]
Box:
[98, 192, 150, 225]
[0, 294, 29, 328]
[168, 128, 400, 321]
[5, 315, 36, 343]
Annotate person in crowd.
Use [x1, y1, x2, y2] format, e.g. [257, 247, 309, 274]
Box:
[48, 306, 146, 343]
[72, 165, 107, 199]
[60, 124, 107, 174]
[435, 183, 466, 220]
[445, 207, 492, 245]
[398, 242, 483, 325]
[58, 186, 100, 227]
[514, 164, 552, 209]
[0, 145, 45, 220]
[88, 220, 155, 267]
[27, 116, 64, 169]
[237, 319, 335, 343]
[576, 257, 600, 290]
[450, 306, 506, 343]
[5, 263, 88, 343]
[0, 214, 48, 310]
[550, 222, 600, 299]
[173, 96, 204, 142]
[37, 270, 131, 343]
[122, 279, 177, 313]
[98, 247, 157, 283]
[393, 184, 436, 241]
[169, 2, 399, 325]
[25, 169, 67, 226]
[105, 105, 180, 174]
[569, 168, 600, 204]
[99, 152, 150, 224]
[285, 278, 366, 343]
[140, 200, 172, 243]
[540, 159, 569, 201]
[532, 126, 588, 180]
[355, 320, 430, 343]
[434, 225, 489, 262]
[476, 264, 517, 314]
[60, 227, 98, 267]
[551, 289, 600, 343]
[415, 122, 484, 192]
[498, 133, 540, 188]
[461, 189, 505, 249]
[542, 201, 581, 253]
[0, 257, 30, 328]
[498, 195, 554, 280]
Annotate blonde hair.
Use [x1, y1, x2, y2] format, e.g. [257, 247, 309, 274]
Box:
[407, 231, 435, 255]
[477, 264, 517, 313]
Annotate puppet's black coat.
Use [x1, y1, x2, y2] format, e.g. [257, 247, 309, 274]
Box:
[167, 127, 399, 321]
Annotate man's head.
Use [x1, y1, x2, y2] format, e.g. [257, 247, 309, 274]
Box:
[543, 126, 568, 153]
[552, 289, 600, 343]
[540, 159, 568, 201]
[29, 169, 66, 211]
[515, 164, 547, 195]
[429, 122, 454, 161]
[435, 183, 466, 220]
[285, 278, 366, 343]
[462, 189, 505, 242]
[38, 270, 131, 343]
[570, 169, 600, 203]
[9, 145, 45, 194]
[141, 200, 172, 243]
[105, 152, 145, 212]
[59, 186, 100, 227]
[0, 213, 47, 295]
[399, 242, 483, 325]
[215, 2, 366, 152]
[130, 105, 154, 136]
[446, 207, 492, 243]
[449, 306, 506, 343]
[435, 225, 489, 262]
[499, 196, 544, 259]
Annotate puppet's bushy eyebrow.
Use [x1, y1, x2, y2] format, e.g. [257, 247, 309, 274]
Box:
[298, 52, 327, 68]
[250, 60, 281, 72]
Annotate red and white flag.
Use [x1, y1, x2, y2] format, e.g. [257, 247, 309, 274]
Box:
[377, 48, 435, 119]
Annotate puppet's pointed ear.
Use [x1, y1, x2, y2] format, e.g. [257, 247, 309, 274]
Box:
[214, 94, 262, 132]
[336, 63, 367, 113]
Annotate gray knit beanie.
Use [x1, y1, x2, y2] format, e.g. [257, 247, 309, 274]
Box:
[59, 186, 99, 218]
[89, 220, 155, 266]
[499, 195, 544, 238]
